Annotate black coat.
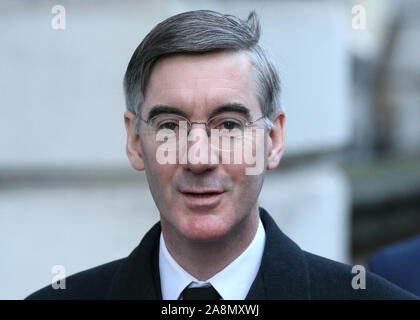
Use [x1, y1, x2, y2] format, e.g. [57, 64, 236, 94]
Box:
[26, 208, 418, 300]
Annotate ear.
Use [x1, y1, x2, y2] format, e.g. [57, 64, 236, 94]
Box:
[124, 111, 145, 171]
[266, 112, 286, 170]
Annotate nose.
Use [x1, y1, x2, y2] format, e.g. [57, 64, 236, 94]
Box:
[182, 125, 218, 174]
[187, 121, 210, 137]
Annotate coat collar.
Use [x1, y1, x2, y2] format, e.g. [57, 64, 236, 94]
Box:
[107, 207, 310, 299]
[246, 207, 310, 299]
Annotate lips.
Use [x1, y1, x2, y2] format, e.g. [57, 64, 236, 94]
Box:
[180, 189, 225, 208]
[181, 190, 223, 197]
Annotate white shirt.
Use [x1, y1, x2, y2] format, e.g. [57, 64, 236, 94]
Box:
[159, 217, 266, 300]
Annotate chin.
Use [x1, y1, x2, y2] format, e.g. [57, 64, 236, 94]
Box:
[181, 214, 233, 242]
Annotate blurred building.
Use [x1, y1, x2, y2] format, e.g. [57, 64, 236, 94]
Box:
[346, 0, 420, 262]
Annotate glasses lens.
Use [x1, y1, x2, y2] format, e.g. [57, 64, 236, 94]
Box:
[208, 113, 247, 134]
[150, 114, 189, 151]
[150, 114, 189, 133]
[206, 114, 246, 152]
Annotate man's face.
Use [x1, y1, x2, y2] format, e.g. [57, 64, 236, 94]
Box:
[125, 51, 285, 243]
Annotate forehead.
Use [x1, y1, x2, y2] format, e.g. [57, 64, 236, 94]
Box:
[142, 51, 260, 117]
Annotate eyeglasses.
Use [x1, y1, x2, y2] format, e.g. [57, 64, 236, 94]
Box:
[135, 112, 269, 151]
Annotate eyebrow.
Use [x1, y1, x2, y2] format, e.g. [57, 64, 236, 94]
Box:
[208, 102, 251, 119]
[146, 102, 251, 121]
[147, 104, 188, 121]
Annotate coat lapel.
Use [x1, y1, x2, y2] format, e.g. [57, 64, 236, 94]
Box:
[246, 208, 311, 299]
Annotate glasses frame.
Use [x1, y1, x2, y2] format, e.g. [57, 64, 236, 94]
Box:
[135, 113, 268, 137]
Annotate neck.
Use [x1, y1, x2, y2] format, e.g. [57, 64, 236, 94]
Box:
[161, 205, 260, 281]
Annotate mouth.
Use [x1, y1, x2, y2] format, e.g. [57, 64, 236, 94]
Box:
[182, 191, 222, 197]
[180, 189, 225, 208]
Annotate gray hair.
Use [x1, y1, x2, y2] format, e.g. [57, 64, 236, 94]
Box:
[123, 10, 281, 131]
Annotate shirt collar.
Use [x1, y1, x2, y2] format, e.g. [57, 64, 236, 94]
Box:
[159, 217, 266, 300]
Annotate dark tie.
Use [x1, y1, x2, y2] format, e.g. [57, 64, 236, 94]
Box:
[181, 285, 221, 300]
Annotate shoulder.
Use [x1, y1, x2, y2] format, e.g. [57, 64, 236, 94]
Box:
[25, 258, 125, 300]
[369, 236, 420, 272]
[368, 236, 420, 296]
[303, 251, 418, 299]
[258, 207, 418, 299]
[26, 221, 163, 300]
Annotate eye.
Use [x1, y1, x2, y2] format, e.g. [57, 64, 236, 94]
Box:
[220, 120, 242, 131]
[158, 121, 179, 131]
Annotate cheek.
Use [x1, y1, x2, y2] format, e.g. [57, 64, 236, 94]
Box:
[142, 144, 178, 199]
[221, 134, 267, 201]
[223, 162, 264, 198]
[224, 131, 267, 174]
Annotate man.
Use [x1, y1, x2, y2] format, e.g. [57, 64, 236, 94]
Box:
[369, 235, 420, 297]
[27, 10, 417, 300]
